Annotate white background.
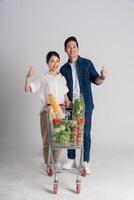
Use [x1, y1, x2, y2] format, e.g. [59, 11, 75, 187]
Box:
[0, 0, 134, 199]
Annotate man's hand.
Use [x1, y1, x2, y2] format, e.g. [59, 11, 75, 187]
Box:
[100, 66, 108, 80]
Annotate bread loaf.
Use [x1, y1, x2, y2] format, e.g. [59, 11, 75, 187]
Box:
[48, 93, 65, 119]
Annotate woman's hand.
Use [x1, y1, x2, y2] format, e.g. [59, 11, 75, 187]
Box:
[26, 66, 34, 78]
[25, 67, 34, 92]
[65, 100, 72, 108]
[64, 94, 72, 108]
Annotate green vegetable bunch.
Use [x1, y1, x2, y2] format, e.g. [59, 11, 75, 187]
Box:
[53, 119, 72, 144]
[73, 97, 85, 120]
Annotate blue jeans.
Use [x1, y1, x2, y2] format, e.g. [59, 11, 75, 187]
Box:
[67, 111, 93, 162]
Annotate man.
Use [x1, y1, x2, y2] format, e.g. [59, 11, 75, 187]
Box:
[60, 36, 108, 174]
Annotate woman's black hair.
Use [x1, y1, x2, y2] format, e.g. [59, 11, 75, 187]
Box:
[46, 51, 60, 64]
[64, 36, 79, 49]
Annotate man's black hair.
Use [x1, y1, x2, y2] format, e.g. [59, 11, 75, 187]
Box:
[64, 36, 79, 49]
[46, 51, 60, 64]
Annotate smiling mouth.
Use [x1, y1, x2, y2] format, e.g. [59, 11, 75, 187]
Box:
[70, 52, 75, 55]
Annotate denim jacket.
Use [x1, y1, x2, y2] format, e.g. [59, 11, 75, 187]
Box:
[60, 56, 99, 111]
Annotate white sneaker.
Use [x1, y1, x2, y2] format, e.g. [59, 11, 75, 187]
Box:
[83, 161, 91, 175]
[55, 162, 61, 170]
[62, 159, 76, 169]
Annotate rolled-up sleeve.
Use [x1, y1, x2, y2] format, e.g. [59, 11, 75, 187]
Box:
[89, 61, 99, 84]
[30, 78, 41, 93]
[62, 76, 69, 94]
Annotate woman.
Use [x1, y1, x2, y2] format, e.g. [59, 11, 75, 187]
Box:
[24, 51, 70, 172]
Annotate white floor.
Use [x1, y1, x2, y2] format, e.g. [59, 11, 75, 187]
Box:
[0, 147, 134, 200]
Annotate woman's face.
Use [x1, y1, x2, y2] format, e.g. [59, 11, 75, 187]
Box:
[48, 55, 60, 72]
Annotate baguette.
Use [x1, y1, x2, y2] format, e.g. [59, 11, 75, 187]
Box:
[48, 93, 65, 119]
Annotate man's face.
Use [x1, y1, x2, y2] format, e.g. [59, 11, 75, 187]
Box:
[65, 41, 79, 60]
[48, 56, 60, 72]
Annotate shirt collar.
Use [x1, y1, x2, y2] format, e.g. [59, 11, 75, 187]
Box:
[47, 71, 60, 77]
[67, 55, 82, 65]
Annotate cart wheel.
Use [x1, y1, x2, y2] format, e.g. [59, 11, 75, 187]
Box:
[80, 168, 87, 177]
[76, 182, 81, 194]
[53, 183, 58, 194]
[47, 167, 53, 176]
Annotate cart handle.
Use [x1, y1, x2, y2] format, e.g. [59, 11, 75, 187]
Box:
[47, 104, 65, 107]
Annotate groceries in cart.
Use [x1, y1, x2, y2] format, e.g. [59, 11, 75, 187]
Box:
[48, 94, 85, 146]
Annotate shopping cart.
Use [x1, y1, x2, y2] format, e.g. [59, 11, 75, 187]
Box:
[46, 98, 86, 194]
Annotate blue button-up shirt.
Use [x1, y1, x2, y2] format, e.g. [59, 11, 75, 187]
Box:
[60, 56, 99, 111]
